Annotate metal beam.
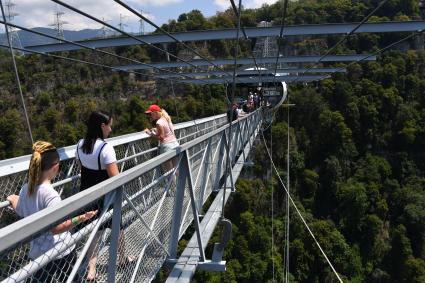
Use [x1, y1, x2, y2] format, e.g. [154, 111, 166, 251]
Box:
[175, 75, 330, 85]
[116, 55, 376, 71]
[24, 21, 425, 53]
[155, 68, 347, 78]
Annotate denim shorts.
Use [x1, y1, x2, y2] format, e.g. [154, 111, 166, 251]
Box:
[159, 140, 180, 154]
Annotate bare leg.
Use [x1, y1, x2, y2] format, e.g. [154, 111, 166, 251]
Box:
[86, 232, 102, 280]
[118, 230, 125, 264]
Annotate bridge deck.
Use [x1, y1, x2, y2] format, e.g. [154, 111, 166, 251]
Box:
[166, 113, 260, 282]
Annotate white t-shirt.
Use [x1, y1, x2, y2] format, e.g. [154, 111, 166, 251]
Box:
[75, 139, 117, 170]
[16, 183, 75, 260]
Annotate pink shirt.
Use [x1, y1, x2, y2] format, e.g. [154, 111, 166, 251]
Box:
[156, 117, 177, 144]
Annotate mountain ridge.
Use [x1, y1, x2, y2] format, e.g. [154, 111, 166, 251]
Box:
[0, 27, 104, 47]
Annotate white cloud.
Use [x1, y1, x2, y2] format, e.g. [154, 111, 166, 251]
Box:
[214, 0, 278, 10]
[213, 0, 229, 10]
[127, 0, 183, 7]
[6, 0, 278, 32]
[245, 0, 278, 9]
[7, 0, 169, 31]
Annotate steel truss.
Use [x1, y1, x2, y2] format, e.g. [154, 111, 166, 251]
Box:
[24, 21, 425, 53]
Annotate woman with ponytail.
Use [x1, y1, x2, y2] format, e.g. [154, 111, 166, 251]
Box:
[7, 141, 97, 282]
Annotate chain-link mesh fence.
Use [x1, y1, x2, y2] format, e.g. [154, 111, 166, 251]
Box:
[0, 112, 261, 282]
[0, 115, 227, 227]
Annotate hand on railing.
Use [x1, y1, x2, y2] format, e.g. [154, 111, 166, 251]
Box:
[52, 210, 98, 235]
[6, 194, 18, 210]
[144, 128, 157, 136]
[81, 210, 98, 222]
[0, 200, 11, 209]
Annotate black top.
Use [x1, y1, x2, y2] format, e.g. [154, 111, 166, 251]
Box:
[76, 142, 112, 227]
[77, 142, 109, 190]
[227, 108, 238, 123]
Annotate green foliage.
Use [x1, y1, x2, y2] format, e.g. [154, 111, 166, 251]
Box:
[3, 1, 425, 282]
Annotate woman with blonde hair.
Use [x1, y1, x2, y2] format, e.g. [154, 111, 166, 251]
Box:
[144, 104, 180, 170]
[7, 141, 97, 282]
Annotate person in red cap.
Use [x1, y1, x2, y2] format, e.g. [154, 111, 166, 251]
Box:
[144, 105, 179, 169]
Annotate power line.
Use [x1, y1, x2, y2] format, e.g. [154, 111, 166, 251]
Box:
[229, 0, 263, 83]
[49, 5, 67, 40]
[0, 43, 176, 81]
[3, 0, 22, 52]
[0, 20, 210, 84]
[51, 0, 200, 71]
[260, 131, 344, 283]
[113, 0, 234, 83]
[293, 0, 390, 83]
[335, 30, 424, 72]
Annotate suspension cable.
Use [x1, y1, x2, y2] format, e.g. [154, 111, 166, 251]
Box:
[0, 20, 211, 84]
[222, 0, 243, 218]
[113, 0, 234, 83]
[260, 131, 344, 283]
[0, 43, 205, 88]
[0, 0, 34, 145]
[51, 0, 201, 71]
[293, 0, 389, 83]
[169, 80, 180, 121]
[285, 96, 290, 283]
[270, 119, 275, 282]
[272, 0, 289, 84]
[335, 30, 424, 72]
[229, 0, 263, 84]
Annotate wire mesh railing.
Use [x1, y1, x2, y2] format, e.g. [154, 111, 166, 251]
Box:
[0, 114, 227, 227]
[0, 110, 262, 283]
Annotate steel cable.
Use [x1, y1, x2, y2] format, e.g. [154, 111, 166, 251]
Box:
[260, 131, 344, 283]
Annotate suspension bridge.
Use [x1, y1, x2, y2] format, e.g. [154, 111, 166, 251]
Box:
[0, 0, 424, 282]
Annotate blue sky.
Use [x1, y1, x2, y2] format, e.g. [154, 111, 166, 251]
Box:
[2, 0, 278, 32]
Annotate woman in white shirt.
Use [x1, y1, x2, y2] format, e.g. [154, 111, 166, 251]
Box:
[75, 111, 120, 280]
[7, 141, 96, 282]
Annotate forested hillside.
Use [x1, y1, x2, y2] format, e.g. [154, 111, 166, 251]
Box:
[1, 0, 425, 282]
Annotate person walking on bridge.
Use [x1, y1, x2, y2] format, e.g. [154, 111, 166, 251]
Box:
[7, 141, 97, 282]
[75, 111, 123, 281]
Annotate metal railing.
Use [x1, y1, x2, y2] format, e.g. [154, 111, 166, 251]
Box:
[0, 114, 227, 224]
[0, 110, 262, 282]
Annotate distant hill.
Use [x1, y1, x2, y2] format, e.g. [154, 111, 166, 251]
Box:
[0, 27, 104, 47]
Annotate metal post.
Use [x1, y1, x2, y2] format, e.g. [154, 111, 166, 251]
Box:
[168, 153, 187, 259]
[231, 122, 240, 162]
[213, 132, 226, 191]
[237, 121, 247, 160]
[184, 151, 206, 262]
[119, 143, 131, 172]
[107, 187, 123, 283]
[222, 128, 235, 193]
[198, 138, 212, 212]
[66, 195, 116, 283]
